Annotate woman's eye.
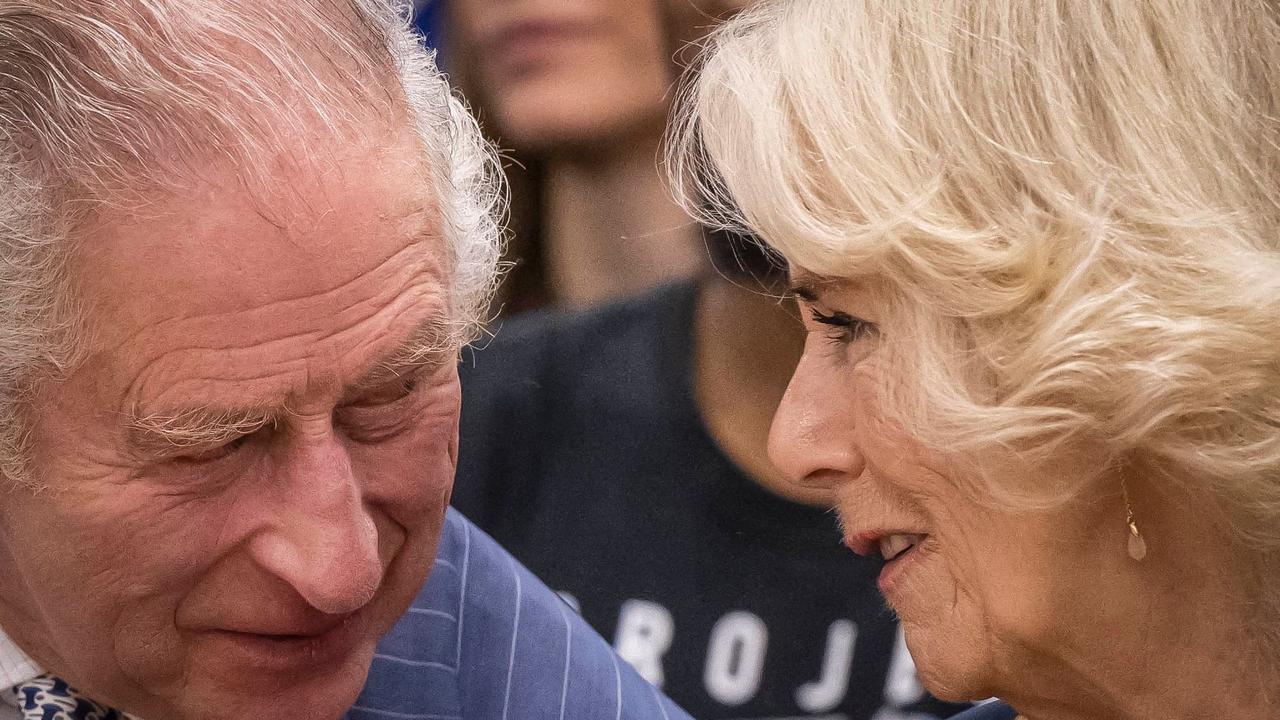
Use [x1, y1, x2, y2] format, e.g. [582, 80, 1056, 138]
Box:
[809, 307, 874, 345]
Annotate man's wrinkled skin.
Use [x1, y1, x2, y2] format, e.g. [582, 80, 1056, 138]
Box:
[0, 125, 461, 720]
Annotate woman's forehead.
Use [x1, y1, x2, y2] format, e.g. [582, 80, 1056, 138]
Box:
[788, 269, 843, 299]
[788, 269, 883, 302]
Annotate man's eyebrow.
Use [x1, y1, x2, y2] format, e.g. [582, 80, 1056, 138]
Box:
[349, 312, 456, 392]
[125, 406, 281, 456]
[125, 316, 456, 452]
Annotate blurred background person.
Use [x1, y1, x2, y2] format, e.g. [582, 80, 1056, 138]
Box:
[414, 0, 445, 48]
[444, 0, 741, 311]
[428, 1, 969, 718]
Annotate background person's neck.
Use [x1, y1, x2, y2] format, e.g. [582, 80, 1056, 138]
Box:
[693, 274, 821, 507]
[542, 130, 703, 308]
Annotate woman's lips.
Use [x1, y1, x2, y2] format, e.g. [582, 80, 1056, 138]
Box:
[876, 540, 927, 595]
[844, 530, 926, 558]
[879, 533, 925, 561]
[843, 531, 931, 596]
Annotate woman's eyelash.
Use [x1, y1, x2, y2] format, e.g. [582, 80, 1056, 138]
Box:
[809, 307, 873, 344]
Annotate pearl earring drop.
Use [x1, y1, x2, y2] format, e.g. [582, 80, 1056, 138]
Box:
[1122, 480, 1147, 561]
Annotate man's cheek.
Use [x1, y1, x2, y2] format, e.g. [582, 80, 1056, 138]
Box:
[6, 510, 192, 685]
[355, 407, 457, 499]
[112, 597, 195, 695]
[447, 421, 460, 469]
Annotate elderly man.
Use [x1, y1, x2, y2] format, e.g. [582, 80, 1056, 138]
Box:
[0, 2, 688, 719]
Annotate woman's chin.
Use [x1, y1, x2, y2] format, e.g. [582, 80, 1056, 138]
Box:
[890, 573, 998, 704]
[902, 625, 997, 703]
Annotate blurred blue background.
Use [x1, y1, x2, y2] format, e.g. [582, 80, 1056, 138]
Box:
[413, 0, 446, 56]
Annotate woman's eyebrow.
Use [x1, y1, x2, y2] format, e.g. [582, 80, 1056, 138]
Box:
[789, 270, 845, 303]
[789, 283, 820, 302]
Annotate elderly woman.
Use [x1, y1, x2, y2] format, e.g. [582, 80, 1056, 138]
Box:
[670, 1, 1280, 719]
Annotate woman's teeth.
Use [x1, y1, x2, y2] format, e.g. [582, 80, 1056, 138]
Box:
[879, 534, 923, 561]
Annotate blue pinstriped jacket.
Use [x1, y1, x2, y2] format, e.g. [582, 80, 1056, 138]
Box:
[951, 702, 1017, 719]
[345, 509, 693, 720]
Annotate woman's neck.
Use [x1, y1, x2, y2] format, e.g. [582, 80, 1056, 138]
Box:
[1015, 636, 1275, 720]
[542, 129, 704, 307]
[1006, 501, 1278, 720]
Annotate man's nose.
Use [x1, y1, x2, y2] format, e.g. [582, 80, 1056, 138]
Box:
[249, 431, 383, 615]
[767, 353, 865, 490]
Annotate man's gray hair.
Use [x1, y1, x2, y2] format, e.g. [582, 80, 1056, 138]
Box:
[0, 0, 505, 482]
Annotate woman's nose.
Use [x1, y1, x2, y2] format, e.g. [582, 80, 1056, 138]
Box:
[768, 352, 865, 490]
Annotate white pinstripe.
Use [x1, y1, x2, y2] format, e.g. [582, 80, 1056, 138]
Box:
[406, 608, 457, 622]
[648, 681, 671, 720]
[372, 654, 456, 672]
[347, 706, 461, 719]
[609, 645, 622, 720]
[499, 555, 523, 720]
[556, 604, 572, 720]
[456, 522, 471, 666]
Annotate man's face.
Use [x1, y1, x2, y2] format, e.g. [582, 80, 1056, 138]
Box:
[0, 126, 459, 720]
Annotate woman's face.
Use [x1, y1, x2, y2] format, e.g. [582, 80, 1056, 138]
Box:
[771, 274, 1141, 701]
[450, 0, 677, 153]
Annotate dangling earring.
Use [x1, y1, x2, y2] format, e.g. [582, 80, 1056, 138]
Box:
[1122, 479, 1147, 561]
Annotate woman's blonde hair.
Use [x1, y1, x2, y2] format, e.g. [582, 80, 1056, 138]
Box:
[670, 0, 1280, 574]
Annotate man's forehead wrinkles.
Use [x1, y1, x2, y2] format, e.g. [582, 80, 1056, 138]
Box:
[235, 242, 439, 310]
[325, 283, 449, 363]
[305, 277, 454, 381]
[353, 313, 455, 388]
[388, 201, 442, 234]
[106, 247, 443, 358]
[127, 356, 307, 418]
[264, 197, 439, 251]
[120, 279, 452, 416]
[97, 237, 437, 344]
